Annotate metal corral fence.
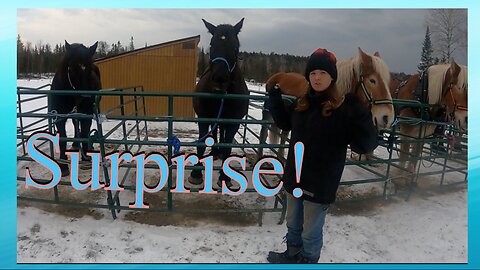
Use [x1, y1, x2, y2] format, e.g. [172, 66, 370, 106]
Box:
[17, 86, 467, 225]
[248, 92, 467, 201]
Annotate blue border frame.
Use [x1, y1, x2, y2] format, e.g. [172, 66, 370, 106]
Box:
[2, 1, 478, 269]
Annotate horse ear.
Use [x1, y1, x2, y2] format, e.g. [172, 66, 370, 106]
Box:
[450, 58, 460, 71]
[449, 58, 461, 81]
[374, 51, 381, 58]
[65, 40, 71, 51]
[234, 18, 245, 34]
[358, 47, 374, 74]
[202, 19, 217, 34]
[89, 41, 99, 56]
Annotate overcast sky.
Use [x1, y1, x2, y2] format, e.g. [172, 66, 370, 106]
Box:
[17, 8, 468, 74]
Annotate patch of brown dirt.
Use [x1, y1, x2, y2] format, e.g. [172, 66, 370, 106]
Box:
[18, 200, 104, 220]
[17, 181, 106, 220]
[329, 196, 395, 216]
[123, 192, 257, 227]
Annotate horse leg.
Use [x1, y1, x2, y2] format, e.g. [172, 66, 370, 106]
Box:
[364, 151, 381, 167]
[208, 124, 221, 159]
[215, 125, 226, 160]
[278, 129, 289, 160]
[410, 142, 423, 175]
[258, 110, 271, 159]
[55, 119, 70, 176]
[398, 134, 409, 169]
[78, 118, 93, 161]
[393, 135, 412, 188]
[71, 119, 80, 151]
[189, 122, 210, 185]
[218, 123, 240, 188]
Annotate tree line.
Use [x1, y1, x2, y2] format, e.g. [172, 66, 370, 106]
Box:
[17, 9, 466, 81]
[16, 33, 309, 82]
[197, 48, 309, 83]
[17, 35, 136, 78]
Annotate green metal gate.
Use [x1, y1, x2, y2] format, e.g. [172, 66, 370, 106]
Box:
[17, 86, 467, 225]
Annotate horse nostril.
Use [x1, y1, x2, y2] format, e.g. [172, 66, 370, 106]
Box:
[383, 115, 389, 126]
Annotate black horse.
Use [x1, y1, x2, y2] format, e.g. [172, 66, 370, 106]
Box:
[49, 41, 101, 176]
[189, 18, 249, 187]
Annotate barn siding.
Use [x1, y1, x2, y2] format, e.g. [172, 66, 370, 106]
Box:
[94, 36, 200, 117]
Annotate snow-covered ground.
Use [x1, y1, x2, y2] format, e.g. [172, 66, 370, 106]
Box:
[16, 78, 468, 263]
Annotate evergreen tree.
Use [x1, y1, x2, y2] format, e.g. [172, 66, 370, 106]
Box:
[117, 41, 124, 53]
[17, 35, 25, 75]
[129, 36, 135, 51]
[197, 47, 207, 77]
[417, 26, 434, 74]
[96, 41, 109, 57]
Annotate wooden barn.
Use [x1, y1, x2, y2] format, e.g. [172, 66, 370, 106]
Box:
[94, 35, 200, 117]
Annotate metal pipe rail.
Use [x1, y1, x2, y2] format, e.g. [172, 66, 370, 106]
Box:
[17, 87, 467, 226]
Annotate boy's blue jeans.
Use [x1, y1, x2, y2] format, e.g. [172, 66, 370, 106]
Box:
[285, 192, 330, 262]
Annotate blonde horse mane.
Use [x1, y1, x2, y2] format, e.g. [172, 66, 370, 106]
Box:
[427, 63, 468, 105]
[336, 51, 391, 96]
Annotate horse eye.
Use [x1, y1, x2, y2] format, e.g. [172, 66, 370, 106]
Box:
[369, 79, 376, 84]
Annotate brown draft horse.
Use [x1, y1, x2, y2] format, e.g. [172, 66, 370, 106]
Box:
[390, 59, 468, 173]
[259, 48, 394, 159]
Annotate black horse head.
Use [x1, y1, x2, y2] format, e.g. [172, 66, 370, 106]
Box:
[61, 41, 99, 90]
[203, 18, 244, 92]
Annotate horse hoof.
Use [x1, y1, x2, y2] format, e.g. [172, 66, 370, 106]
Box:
[431, 144, 447, 154]
[217, 179, 236, 190]
[60, 165, 70, 177]
[259, 162, 274, 170]
[57, 158, 70, 165]
[210, 152, 225, 160]
[69, 143, 80, 151]
[80, 161, 92, 170]
[188, 175, 203, 185]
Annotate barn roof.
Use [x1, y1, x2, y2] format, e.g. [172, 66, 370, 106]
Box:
[94, 35, 200, 63]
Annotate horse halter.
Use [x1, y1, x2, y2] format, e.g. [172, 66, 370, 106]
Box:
[210, 57, 236, 73]
[446, 83, 468, 118]
[356, 74, 393, 108]
[67, 66, 77, 90]
[67, 64, 88, 90]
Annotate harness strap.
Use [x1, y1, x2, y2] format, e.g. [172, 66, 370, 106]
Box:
[210, 57, 236, 73]
[67, 66, 76, 90]
[168, 98, 226, 155]
[448, 88, 468, 112]
[357, 75, 393, 107]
